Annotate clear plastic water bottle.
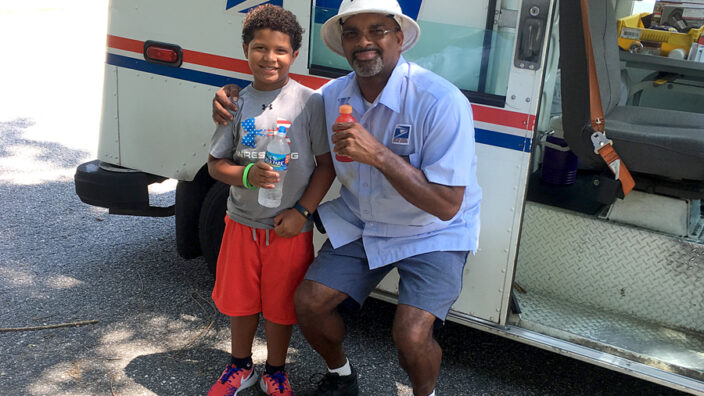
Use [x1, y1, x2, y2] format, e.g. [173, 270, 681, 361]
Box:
[258, 124, 290, 208]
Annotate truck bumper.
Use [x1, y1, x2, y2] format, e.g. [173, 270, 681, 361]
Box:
[74, 160, 174, 217]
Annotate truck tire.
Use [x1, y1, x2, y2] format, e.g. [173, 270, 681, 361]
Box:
[175, 181, 202, 259]
[198, 181, 229, 274]
[175, 167, 215, 259]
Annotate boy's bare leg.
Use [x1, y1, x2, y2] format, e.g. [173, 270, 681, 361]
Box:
[230, 314, 259, 358]
[294, 279, 350, 369]
[392, 304, 440, 396]
[264, 320, 293, 366]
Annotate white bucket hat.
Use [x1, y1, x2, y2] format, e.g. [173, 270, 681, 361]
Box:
[320, 0, 421, 56]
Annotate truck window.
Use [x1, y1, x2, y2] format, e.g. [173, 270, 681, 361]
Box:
[308, 0, 518, 107]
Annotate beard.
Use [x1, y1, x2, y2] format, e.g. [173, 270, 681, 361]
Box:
[351, 53, 384, 77]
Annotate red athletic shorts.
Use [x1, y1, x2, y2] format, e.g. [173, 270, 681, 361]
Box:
[212, 216, 314, 325]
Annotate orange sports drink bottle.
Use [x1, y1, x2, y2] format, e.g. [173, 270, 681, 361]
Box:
[334, 104, 355, 162]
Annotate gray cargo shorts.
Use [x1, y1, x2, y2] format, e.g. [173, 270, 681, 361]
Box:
[304, 238, 469, 320]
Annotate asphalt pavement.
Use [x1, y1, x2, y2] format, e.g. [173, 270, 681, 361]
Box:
[0, 2, 691, 396]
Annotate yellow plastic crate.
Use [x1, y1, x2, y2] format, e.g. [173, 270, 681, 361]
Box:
[617, 12, 703, 55]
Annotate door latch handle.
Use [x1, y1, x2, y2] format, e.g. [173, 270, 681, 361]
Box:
[514, 0, 550, 70]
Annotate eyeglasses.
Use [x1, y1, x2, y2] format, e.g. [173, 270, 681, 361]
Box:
[341, 27, 400, 42]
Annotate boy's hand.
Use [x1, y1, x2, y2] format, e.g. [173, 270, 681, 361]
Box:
[247, 161, 280, 189]
[213, 84, 241, 125]
[273, 209, 306, 238]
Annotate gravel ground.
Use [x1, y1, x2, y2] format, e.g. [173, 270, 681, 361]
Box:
[0, 2, 693, 396]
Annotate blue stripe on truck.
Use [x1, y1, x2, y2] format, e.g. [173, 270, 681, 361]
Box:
[107, 53, 251, 88]
[475, 128, 532, 153]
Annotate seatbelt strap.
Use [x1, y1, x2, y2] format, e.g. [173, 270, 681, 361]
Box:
[580, 0, 635, 196]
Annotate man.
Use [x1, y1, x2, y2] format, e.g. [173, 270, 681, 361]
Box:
[212, 1, 481, 395]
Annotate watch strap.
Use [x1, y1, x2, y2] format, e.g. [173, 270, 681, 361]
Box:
[293, 201, 312, 220]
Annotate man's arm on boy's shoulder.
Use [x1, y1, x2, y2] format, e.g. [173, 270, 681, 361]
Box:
[213, 85, 241, 125]
[273, 153, 335, 238]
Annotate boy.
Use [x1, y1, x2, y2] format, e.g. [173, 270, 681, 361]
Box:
[206, 5, 334, 395]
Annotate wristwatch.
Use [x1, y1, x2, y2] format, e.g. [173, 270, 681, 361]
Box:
[293, 201, 312, 220]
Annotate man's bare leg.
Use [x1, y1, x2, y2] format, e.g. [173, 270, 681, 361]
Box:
[294, 279, 350, 369]
[392, 304, 440, 396]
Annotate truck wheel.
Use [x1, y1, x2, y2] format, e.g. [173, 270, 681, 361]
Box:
[175, 181, 203, 259]
[175, 167, 216, 259]
[198, 182, 229, 274]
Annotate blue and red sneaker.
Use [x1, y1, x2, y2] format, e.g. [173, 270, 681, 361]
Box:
[260, 370, 294, 395]
[207, 363, 257, 396]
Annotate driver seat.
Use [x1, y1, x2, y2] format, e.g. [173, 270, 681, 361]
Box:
[559, 0, 704, 195]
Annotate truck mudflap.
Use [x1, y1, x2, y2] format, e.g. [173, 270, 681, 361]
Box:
[74, 160, 174, 217]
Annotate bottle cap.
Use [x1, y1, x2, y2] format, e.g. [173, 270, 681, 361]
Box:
[339, 104, 352, 114]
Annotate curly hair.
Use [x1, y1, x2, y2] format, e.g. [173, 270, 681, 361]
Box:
[242, 4, 303, 51]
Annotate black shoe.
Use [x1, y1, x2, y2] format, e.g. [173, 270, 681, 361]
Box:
[308, 366, 359, 396]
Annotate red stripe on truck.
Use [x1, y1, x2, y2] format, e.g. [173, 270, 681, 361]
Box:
[107, 34, 328, 90]
[473, 106, 536, 131]
[107, 34, 536, 131]
[107, 35, 143, 53]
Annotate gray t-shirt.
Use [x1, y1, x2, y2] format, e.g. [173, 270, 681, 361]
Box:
[210, 79, 329, 231]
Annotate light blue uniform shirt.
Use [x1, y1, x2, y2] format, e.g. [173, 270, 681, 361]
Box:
[317, 56, 482, 269]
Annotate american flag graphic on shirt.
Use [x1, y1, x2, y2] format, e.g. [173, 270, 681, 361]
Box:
[240, 117, 265, 148]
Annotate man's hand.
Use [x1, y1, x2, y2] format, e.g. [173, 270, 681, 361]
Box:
[247, 161, 280, 189]
[213, 84, 241, 125]
[273, 209, 306, 238]
[331, 122, 387, 166]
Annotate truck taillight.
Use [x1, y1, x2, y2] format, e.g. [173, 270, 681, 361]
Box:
[147, 47, 178, 62]
[143, 41, 182, 67]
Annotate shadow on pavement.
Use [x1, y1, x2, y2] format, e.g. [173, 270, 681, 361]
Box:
[124, 348, 231, 395]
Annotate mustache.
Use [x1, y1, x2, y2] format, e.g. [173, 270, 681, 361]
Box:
[352, 47, 381, 57]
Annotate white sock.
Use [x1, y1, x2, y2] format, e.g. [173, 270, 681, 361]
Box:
[427, 391, 435, 396]
[327, 358, 352, 376]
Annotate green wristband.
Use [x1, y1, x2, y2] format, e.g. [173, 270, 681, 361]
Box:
[242, 163, 257, 190]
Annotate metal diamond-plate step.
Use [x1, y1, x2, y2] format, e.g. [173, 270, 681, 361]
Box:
[516, 202, 704, 332]
[515, 290, 704, 381]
